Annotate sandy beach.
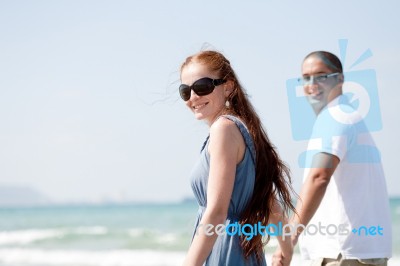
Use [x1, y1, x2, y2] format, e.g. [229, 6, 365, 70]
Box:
[0, 202, 398, 266]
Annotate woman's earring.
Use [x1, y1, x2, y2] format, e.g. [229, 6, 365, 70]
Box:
[225, 99, 230, 108]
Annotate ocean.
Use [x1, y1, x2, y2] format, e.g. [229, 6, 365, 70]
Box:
[0, 198, 399, 266]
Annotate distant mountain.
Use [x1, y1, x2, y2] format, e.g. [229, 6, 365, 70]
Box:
[181, 196, 197, 204]
[0, 185, 51, 207]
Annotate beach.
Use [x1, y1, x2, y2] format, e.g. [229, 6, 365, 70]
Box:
[0, 200, 399, 266]
[0, 249, 399, 265]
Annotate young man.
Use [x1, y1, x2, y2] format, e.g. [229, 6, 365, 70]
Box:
[273, 51, 392, 266]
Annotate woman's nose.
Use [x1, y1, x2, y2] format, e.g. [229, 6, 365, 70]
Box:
[189, 89, 200, 100]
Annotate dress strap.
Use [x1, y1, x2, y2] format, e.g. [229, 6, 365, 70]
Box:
[200, 135, 209, 153]
[220, 115, 257, 164]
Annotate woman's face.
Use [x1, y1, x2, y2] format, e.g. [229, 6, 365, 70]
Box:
[180, 61, 228, 125]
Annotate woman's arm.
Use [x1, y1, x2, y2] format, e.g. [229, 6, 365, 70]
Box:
[183, 118, 245, 266]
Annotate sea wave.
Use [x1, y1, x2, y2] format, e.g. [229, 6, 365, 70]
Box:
[0, 229, 64, 245]
[0, 226, 108, 246]
[128, 228, 189, 247]
[72, 226, 108, 235]
[0, 227, 189, 251]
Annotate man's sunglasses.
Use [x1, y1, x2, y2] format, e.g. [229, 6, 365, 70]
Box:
[179, 77, 226, 101]
[298, 72, 340, 85]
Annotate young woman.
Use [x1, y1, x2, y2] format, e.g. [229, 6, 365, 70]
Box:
[179, 50, 295, 266]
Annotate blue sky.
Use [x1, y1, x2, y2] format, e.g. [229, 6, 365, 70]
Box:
[0, 1, 399, 203]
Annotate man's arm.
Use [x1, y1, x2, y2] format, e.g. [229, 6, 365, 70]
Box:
[291, 152, 340, 244]
[272, 152, 340, 266]
[270, 200, 293, 266]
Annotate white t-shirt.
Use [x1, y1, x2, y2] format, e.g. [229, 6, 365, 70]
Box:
[299, 95, 392, 260]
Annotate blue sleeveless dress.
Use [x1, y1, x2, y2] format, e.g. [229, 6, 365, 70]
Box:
[189, 115, 266, 266]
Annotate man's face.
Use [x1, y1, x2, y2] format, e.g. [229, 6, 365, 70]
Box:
[302, 56, 343, 114]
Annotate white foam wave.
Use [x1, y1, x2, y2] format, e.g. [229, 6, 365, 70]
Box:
[0, 229, 64, 245]
[128, 228, 146, 237]
[155, 233, 178, 245]
[128, 228, 180, 246]
[0, 227, 109, 246]
[72, 226, 108, 235]
[0, 248, 185, 266]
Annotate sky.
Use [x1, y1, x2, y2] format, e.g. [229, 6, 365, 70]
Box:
[0, 1, 399, 203]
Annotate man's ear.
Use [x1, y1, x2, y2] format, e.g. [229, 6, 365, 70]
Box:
[338, 73, 344, 83]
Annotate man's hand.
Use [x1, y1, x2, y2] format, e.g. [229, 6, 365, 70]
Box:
[272, 247, 292, 266]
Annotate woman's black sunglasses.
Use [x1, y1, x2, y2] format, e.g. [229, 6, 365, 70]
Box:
[179, 77, 226, 101]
